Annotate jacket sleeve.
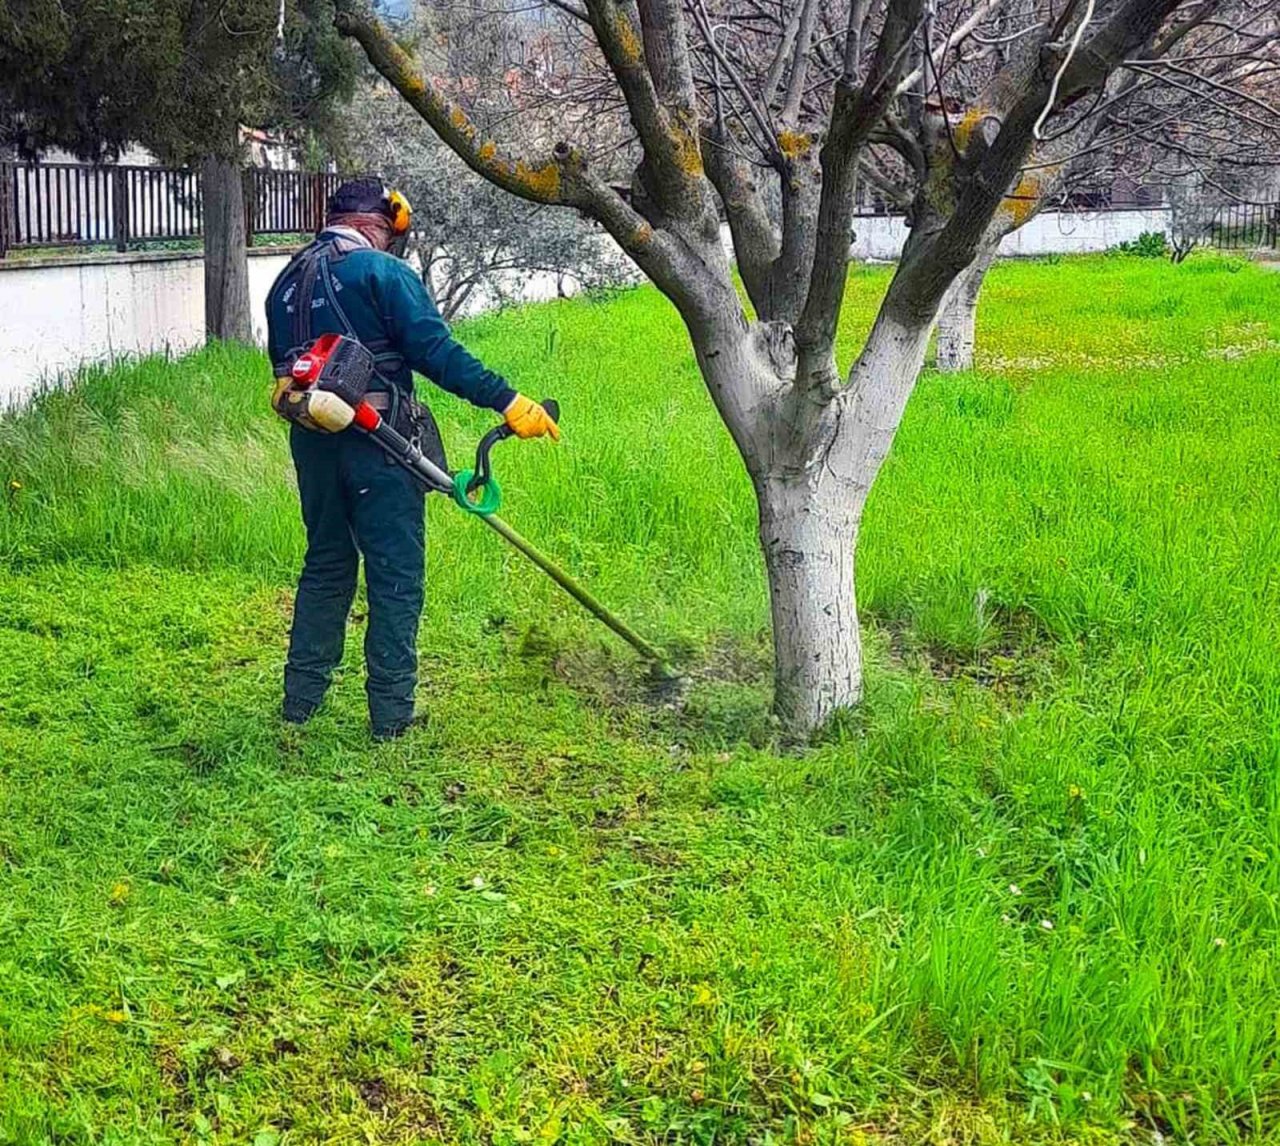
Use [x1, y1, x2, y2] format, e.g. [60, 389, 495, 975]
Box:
[375, 258, 516, 413]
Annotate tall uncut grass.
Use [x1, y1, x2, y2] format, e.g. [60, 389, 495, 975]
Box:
[2, 254, 1280, 1143]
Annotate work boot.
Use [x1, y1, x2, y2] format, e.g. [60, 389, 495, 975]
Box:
[371, 712, 429, 742]
[282, 696, 319, 725]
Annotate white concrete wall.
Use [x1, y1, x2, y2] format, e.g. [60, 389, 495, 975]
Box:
[998, 208, 1172, 256]
[850, 208, 1173, 261]
[0, 245, 628, 407]
[0, 250, 294, 407]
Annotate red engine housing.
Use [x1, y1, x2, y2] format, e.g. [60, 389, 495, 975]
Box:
[290, 333, 344, 387]
[287, 333, 377, 409]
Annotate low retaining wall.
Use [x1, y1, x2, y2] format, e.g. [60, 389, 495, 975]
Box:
[850, 208, 1173, 261]
[0, 249, 293, 407]
[0, 247, 608, 407]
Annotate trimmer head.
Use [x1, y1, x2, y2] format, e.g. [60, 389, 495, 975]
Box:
[644, 658, 690, 705]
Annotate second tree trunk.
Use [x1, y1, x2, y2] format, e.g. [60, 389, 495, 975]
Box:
[202, 153, 253, 344]
[936, 247, 995, 373]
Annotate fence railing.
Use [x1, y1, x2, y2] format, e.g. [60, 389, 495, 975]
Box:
[1207, 203, 1280, 251]
[0, 161, 343, 257]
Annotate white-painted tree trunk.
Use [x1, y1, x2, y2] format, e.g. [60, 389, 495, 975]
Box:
[847, 310, 936, 487]
[695, 310, 933, 739]
[935, 247, 995, 373]
[757, 469, 862, 735]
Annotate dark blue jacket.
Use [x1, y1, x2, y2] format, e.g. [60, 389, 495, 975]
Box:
[266, 233, 516, 413]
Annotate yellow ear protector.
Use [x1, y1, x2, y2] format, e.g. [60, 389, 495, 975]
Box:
[386, 189, 412, 234]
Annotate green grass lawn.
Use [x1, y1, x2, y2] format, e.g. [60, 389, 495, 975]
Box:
[2, 253, 1280, 1145]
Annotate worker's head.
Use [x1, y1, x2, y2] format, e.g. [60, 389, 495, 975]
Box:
[325, 176, 413, 256]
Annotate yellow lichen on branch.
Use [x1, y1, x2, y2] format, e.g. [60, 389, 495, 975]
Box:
[612, 10, 644, 64]
[953, 106, 986, 152]
[337, 7, 568, 205]
[777, 130, 811, 160]
[999, 166, 1057, 227]
[513, 161, 562, 200]
[446, 104, 480, 144]
[671, 127, 704, 177]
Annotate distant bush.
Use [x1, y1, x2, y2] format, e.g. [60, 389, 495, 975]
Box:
[1111, 231, 1170, 258]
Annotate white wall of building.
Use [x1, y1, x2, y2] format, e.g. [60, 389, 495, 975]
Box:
[850, 208, 1173, 261]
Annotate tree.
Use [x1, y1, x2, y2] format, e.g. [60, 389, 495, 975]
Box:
[336, 0, 1240, 737]
[927, 4, 1280, 370]
[0, 0, 357, 340]
[1166, 175, 1218, 260]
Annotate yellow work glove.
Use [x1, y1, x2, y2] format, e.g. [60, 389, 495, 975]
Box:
[504, 394, 561, 441]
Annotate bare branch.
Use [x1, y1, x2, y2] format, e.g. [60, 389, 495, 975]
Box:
[636, 0, 698, 115]
[335, 6, 572, 205]
[762, 3, 807, 107]
[584, 0, 712, 218]
[545, 0, 591, 21]
[886, 0, 1197, 328]
[781, 0, 822, 124]
[334, 2, 714, 313]
[1126, 56, 1280, 121]
[693, 3, 784, 163]
[1033, 0, 1097, 140]
[794, 0, 926, 394]
[895, 0, 1009, 96]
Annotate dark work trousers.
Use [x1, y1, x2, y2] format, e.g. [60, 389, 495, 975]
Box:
[286, 424, 426, 734]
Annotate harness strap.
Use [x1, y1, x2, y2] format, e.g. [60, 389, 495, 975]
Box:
[292, 237, 342, 349]
[292, 247, 324, 350]
[283, 235, 405, 382]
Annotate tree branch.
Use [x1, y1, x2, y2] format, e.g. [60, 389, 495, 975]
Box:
[1126, 57, 1280, 123]
[636, 0, 698, 116]
[585, 0, 707, 217]
[334, 2, 712, 315]
[781, 0, 822, 124]
[545, 0, 591, 22]
[762, 2, 807, 107]
[885, 0, 1196, 327]
[793, 0, 926, 396]
[335, 6, 573, 206]
[692, 2, 783, 165]
[895, 0, 1009, 96]
[702, 127, 780, 309]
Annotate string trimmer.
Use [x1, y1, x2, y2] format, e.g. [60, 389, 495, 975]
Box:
[277, 333, 675, 677]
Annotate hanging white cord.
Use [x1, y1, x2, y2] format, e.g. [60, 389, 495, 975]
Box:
[1032, 0, 1096, 140]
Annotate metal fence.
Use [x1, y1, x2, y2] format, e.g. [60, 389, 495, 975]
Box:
[1207, 202, 1280, 251]
[248, 169, 343, 238]
[0, 161, 343, 257]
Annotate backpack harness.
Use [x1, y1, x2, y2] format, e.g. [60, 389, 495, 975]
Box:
[271, 234, 446, 467]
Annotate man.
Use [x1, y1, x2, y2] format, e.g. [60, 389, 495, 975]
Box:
[266, 176, 558, 740]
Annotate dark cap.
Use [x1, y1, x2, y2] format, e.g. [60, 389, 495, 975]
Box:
[326, 176, 392, 219]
